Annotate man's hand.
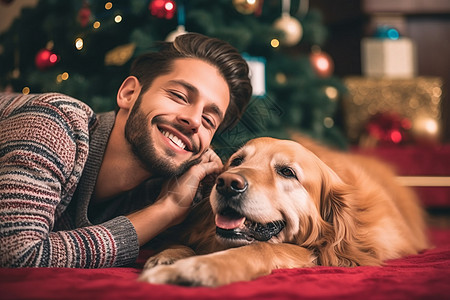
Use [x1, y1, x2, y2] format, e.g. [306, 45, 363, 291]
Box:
[127, 148, 223, 246]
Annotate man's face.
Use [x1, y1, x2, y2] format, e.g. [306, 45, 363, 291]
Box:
[125, 58, 230, 177]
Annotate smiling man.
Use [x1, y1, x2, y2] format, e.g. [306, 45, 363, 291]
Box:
[0, 33, 252, 268]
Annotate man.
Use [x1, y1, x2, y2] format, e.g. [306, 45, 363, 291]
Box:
[0, 33, 252, 268]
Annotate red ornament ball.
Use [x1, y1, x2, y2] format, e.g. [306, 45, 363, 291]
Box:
[149, 0, 176, 19]
[78, 6, 91, 27]
[310, 50, 334, 78]
[365, 112, 412, 145]
[35, 49, 59, 70]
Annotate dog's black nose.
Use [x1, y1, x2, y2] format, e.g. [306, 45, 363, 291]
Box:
[216, 173, 248, 197]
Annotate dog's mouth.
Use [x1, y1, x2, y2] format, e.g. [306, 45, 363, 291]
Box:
[214, 207, 286, 244]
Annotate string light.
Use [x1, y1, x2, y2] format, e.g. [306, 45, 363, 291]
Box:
[46, 40, 54, 50]
[165, 1, 174, 11]
[275, 72, 287, 84]
[316, 56, 330, 72]
[415, 117, 438, 135]
[324, 117, 334, 128]
[56, 72, 69, 83]
[325, 86, 338, 101]
[12, 69, 20, 78]
[49, 54, 58, 63]
[271, 39, 280, 48]
[105, 2, 112, 10]
[114, 15, 122, 23]
[390, 130, 402, 143]
[93, 21, 101, 29]
[61, 72, 69, 80]
[425, 120, 438, 134]
[22, 87, 30, 94]
[75, 37, 84, 50]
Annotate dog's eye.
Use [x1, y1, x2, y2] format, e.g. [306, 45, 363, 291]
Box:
[277, 167, 297, 179]
[230, 156, 243, 167]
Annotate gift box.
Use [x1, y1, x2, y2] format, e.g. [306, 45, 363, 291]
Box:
[361, 37, 417, 78]
[342, 76, 443, 145]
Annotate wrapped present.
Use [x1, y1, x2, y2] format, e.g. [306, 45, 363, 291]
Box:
[361, 26, 417, 79]
[361, 37, 417, 78]
[342, 76, 443, 145]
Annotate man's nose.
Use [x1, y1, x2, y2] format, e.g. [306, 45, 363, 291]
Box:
[177, 105, 202, 133]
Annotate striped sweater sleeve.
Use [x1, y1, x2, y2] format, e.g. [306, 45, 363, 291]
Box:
[0, 93, 138, 268]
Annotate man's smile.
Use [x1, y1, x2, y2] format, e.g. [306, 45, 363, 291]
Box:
[161, 130, 187, 150]
[157, 124, 195, 153]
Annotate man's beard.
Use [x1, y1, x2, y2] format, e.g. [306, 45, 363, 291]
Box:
[124, 98, 201, 178]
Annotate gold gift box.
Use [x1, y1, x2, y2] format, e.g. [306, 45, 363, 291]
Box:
[342, 76, 443, 144]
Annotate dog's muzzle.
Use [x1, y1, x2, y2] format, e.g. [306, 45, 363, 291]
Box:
[213, 172, 286, 245]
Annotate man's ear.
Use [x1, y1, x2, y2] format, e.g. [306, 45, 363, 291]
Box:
[117, 76, 142, 111]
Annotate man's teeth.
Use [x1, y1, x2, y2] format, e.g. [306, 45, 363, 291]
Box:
[162, 131, 186, 150]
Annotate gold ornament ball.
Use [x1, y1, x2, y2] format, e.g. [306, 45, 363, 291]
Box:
[273, 14, 303, 46]
[233, 0, 259, 14]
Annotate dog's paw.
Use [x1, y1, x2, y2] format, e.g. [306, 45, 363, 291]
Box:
[143, 246, 196, 270]
[139, 256, 224, 287]
[143, 255, 176, 269]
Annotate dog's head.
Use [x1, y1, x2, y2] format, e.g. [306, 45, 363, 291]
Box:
[210, 137, 363, 265]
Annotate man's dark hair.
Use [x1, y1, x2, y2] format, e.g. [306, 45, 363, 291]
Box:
[129, 33, 252, 132]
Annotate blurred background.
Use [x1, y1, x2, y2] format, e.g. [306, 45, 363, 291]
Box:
[1, 0, 449, 148]
[0, 0, 449, 220]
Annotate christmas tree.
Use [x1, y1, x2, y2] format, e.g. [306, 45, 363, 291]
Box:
[0, 0, 347, 157]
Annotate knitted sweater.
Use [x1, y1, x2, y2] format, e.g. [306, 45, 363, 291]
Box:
[0, 93, 139, 268]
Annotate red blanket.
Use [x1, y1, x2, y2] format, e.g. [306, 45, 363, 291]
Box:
[1, 228, 449, 300]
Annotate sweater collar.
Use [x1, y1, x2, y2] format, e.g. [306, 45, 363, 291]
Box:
[75, 111, 116, 227]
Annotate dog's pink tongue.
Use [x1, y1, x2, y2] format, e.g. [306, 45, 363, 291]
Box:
[215, 214, 245, 230]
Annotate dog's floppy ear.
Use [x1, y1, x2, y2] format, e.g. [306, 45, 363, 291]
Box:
[192, 173, 218, 206]
[317, 170, 380, 267]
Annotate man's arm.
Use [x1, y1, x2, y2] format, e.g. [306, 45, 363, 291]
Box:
[0, 93, 138, 268]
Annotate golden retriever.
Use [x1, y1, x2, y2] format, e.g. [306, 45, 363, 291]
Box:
[139, 136, 429, 286]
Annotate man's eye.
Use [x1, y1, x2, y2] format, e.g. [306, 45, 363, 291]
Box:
[277, 167, 297, 179]
[230, 156, 243, 167]
[170, 91, 187, 102]
[203, 116, 216, 129]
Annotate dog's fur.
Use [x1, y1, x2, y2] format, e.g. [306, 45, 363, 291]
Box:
[139, 136, 429, 286]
